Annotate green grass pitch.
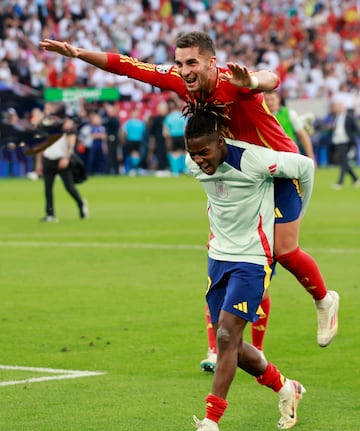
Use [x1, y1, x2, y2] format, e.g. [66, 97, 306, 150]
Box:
[0, 167, 359, 430]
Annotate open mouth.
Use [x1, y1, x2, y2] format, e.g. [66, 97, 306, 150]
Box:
[200, 164, 212, 174]
[184, 76, 197, 87]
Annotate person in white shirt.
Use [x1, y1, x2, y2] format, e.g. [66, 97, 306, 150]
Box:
[330, 99, 360, 189]
[35, 109, 88, 222]
[184, 102, 314, 431]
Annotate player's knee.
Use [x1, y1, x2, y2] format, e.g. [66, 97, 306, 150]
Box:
[216, 325, 231, 347]
[216, 325, 241, 351]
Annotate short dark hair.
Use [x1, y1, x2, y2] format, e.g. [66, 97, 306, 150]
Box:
[175, 31, 215, 56]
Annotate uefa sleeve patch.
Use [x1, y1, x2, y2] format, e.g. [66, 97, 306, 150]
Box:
[156, 65, 172, 74]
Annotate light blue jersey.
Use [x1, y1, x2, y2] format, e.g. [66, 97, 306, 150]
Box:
[186, 138, 314, 266]
[164, 111, 186, 137]
[123, 118, 146, 141]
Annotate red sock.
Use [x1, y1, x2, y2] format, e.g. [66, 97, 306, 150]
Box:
[276, 246, 327, 300]
[256, 362, 285, 392]
[206, 304, 217, 353]
[251, 295, 271, 350]
[205, 393, 228, 423]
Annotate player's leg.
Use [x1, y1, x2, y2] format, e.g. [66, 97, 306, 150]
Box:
[195, 343, 306, 430]
[274, 218, 327, 300]
[274, 179, 339, 347]
[208, 329, 306, 431]
[341, 143, 359, 184]
[193, 260, 257, 429]
[251, 259, 278, 353]
[202, 280, 272, 374]
[58, 167, 87, 218]
[255, 356, 306, 429]
[194, 312, 253, 429]
[200, 304, 217, 373]
[251, 290, 271, 352]
[201, 231, 219, 373]
[41, 157, 58, 221]
[233, 266, 305, 430]
[332, 143, 347, 187]
[194, 262, 305, 430]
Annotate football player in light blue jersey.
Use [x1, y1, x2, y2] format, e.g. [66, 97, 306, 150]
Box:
[185, 103, 313, 431]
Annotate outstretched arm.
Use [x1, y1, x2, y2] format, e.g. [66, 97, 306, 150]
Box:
[219, 63, 279, 91]
[39, 39, 108, 69]
[40, 39, 185, 94]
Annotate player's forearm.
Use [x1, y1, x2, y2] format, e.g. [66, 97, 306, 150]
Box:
[66, 134, 77, 157]
[252, 70, 279, 91]
[75, 48, 108, 69]
[298, 164, 314, 216]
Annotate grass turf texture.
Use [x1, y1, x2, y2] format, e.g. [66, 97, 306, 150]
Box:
[0, 167, 359, 431]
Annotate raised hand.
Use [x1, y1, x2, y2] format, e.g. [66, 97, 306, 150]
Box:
[219, 63, 254, 88]
[39, 39, 78, 58]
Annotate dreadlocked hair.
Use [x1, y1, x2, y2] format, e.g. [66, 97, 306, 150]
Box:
[183, 100, 232, 141]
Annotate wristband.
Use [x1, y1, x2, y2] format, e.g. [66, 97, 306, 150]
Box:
[249, 76, 259, 89]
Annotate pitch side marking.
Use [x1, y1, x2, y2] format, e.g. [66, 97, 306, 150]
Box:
[0, 241, 205, 251]
[0, 364, 105, 387]
[0, 241, 358, 254]
[1, 228, 358, 238]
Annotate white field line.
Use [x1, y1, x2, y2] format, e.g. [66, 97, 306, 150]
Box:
[0, 364, 105, 387]
[0, 231, 182, 238]
[1, 228, 359, 239]
[0, 240, 358, 254]
[0, 241, 205, 251]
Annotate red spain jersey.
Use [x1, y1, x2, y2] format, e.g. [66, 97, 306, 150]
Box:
[105, 53, 299, 153]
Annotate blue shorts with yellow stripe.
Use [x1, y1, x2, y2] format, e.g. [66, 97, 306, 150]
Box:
[206, 258, 272, 324]
[274, 178, 302, 224]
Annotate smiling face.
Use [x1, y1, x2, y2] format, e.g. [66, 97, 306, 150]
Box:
[174, 46, 217, 94]
[263, 91, 281, 114]
[186, 134, 227, 175]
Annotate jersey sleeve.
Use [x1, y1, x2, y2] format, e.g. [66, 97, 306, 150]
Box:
[239, 143, 314, 215]
[289, 109, 304, 132]
[105, 53, 188, 98]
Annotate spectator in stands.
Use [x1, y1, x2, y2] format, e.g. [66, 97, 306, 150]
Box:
[163, 98, 187, 176]
[0, 0, 360, 177]
[102, 102, 121, 175]
[1, 107, 32, 176]
[55, 59, 77, 88]
[121, 108, 148, 175]
[264, 90, 316, 164]
[0, 58, 13, 85]
[76, 106, 93, 168]
[329, 98, 360, 189]
[87, 111, 107, 175]
[147, 101, 171, 176]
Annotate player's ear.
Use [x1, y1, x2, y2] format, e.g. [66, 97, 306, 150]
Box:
[218, 136, 225, 147]
[209, 56, 217, 69]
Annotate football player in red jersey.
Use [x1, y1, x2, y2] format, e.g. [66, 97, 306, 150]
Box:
[40, 31, 339, 358]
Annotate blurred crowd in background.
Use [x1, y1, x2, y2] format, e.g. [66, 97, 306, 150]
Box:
[1, 0, 360, 177]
